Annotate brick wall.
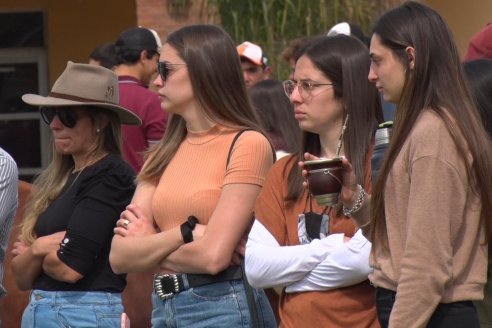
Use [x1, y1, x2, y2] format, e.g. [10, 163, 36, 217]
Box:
[136, 0, 219, 42]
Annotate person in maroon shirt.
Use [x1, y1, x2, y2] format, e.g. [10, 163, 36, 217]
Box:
[114, 26, 167, 327]
[114, 27, 167, 174]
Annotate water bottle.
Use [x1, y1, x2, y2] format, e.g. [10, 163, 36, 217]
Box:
[371, 121, 392, 184]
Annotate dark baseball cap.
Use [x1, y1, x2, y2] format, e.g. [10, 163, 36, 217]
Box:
[115, 27, 162, 53]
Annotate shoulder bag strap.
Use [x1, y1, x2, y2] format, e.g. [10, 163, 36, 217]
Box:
[226, 129, 262, 328]
[226, 129, 276, 168]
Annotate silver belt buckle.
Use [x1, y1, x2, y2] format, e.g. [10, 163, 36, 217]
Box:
[154, 274, 180, 300]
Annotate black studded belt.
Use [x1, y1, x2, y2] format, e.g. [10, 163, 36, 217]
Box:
[153, 266, 243, 300]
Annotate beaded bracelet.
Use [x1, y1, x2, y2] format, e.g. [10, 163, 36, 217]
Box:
[342, 184, 367, 217]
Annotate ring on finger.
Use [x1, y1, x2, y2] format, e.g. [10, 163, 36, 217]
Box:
[123, 219, 130, 228]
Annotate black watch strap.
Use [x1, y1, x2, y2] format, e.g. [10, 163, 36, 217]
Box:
[180, 216, 199, 243]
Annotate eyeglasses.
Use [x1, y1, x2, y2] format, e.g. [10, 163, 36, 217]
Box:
[40, 107, 85, 128]
[157, 62, 186, 81]
[283, 80, 333, 99]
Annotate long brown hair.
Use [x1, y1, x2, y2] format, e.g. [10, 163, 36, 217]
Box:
[369, 2, 492, 254]
[249, 79, 301, 153]
[139, 24, 264, 181]
[286, 35, 383, 201]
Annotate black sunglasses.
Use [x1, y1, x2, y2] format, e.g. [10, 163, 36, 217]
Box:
[157, 62, 186, 81]
[40, 107, 81, 128]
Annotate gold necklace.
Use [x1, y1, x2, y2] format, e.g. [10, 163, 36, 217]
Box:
[65, 167, 85, 193]
[72, 152, 108, 173]
[67, 153, 108, 191]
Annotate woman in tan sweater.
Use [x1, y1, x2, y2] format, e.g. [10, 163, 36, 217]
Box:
[330, 2, 492, 328]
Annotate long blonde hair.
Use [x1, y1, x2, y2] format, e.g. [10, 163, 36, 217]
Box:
[22, 109, 121, 244]
[139, 25, 263, 181]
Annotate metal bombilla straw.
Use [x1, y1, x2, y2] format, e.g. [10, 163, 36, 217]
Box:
[335, 114, 349, 157]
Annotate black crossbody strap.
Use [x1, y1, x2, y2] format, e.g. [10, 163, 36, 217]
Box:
[226, 129, 276, 168]
[242, 258, 260, 328]
[226, 129, 252, 168]
[226, 129, 273, 328]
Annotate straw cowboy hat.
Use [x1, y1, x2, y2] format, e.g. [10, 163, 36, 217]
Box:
[22, 61, 142, 126]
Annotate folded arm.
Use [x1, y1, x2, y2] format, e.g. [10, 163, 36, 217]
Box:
[110, 180, 184, 274]
[43, 249, 83, 283]
[245, 220, 344, 288]
[158, 183, 261, 275]
[11, 231, 65, 290]
[285, 229, 372, 293]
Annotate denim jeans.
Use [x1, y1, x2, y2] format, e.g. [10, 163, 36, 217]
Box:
[21, 290, 123, 328]
[376, 287, 480, 328]
[151, 279, 277, 328]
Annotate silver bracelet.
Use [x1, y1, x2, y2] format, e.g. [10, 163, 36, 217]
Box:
[342, 184, 367, 217]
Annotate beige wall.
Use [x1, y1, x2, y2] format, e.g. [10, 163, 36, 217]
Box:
[1, 0, 136, 84]
[425, 0, 492, 58]
[2, 1, 491, 78]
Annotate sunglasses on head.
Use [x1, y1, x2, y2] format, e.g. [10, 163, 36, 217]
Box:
[157, 61, 186, 81]
[39, 107, 86, 128]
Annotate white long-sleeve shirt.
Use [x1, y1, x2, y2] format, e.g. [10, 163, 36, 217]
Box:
[245, 219, 372, 292]
[249, 155, 379, 327]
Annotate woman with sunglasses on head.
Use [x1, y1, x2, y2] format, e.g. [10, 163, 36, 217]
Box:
[335, 3, 492, 327]
[109, 24, 276, 327]
[11, 62, 141, 328]
[245, 35, 383, 327]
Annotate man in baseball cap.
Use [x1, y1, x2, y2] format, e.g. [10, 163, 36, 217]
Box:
[114, 27, 167, 174]
[113, 27, 167, 326]
[237, 41, 271, 88]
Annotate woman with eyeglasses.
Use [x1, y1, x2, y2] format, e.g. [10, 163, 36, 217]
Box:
[245, 35, 383, 327]
[109, 25, 277, 327]
[11, 62, 141, 327]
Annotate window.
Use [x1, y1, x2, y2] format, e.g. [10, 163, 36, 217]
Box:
[0, 12, 48, 182]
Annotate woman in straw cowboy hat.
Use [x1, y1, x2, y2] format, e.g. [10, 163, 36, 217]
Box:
[11, 61, 141, 328]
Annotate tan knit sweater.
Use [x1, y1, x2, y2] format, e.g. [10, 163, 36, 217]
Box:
[369, 110, 487, 327]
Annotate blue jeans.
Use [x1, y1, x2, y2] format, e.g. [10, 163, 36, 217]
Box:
[21, 290, 123, 328]
[151, 279, 277, 327]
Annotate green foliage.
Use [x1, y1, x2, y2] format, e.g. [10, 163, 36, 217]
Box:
[205, 0, 384, 80]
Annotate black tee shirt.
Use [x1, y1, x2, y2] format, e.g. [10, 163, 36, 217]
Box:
[33, 154, 135, 292]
